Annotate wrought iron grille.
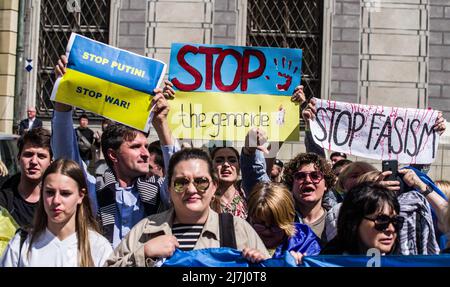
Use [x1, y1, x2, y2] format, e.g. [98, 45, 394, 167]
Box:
[246, 0, 323, 102]
[36, 0, 110, 118]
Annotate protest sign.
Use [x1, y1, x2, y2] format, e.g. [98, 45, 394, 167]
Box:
[309, 98, 440, 164]
[168, 43, 302, 141]
[51, 33, 166, 132]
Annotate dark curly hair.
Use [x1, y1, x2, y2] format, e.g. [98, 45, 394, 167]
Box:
[282, 152, 335, 190]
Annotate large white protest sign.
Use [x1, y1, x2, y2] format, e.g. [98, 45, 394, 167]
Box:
[309, 98, 440, 164]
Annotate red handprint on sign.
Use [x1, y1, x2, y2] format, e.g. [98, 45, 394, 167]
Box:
[265, 56, 299, 91]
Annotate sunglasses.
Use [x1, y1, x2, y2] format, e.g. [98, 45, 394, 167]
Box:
[172, 177, 211, 193]
[251, 223, 283, 234]
[293, 171, 324, 184]
[364, 214, 404, 232]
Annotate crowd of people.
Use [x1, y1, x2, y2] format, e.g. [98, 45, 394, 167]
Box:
[0, 55, 449, 267]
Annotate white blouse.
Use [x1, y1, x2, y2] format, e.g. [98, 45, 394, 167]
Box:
[0, 228, 113, 267]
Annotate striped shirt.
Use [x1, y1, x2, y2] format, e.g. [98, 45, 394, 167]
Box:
[172, 224, 204, 251]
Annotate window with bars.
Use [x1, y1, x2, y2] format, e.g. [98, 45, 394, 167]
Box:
[36, 0, 110, 118]
[246, 0, 323, 103]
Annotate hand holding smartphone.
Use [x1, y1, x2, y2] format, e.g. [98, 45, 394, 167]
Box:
[382, 160, 398, 181]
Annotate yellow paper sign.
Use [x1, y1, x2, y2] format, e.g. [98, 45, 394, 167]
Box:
[54, 68, 153, 131]
[168, 91, 300, 141]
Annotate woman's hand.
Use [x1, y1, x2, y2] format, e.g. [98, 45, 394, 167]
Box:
[143, 235, 179, 259]
[290, 251, 305, 265]
[433, 112, 446, 136]
[374, 171, 401, 191]
[243, 128, 269, 155]
[302, 98, 317, 122]
[397, 168, 427, 192]
[242, 247, 269, 264]
[55, 55, 67, 78]
[162, 80, 175, 100]
[291, 85, 306, 105]
[53, 55, 71, 112]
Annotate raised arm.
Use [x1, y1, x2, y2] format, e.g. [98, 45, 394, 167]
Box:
[152, 80, 179, 208]
[398, 168, 448, 233]
[240, 128, 271, 197]
[51, 55, 97, 212]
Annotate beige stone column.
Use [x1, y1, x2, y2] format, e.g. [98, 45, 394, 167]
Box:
[360, 0, 429, 108]
[0, 0, 18, 133]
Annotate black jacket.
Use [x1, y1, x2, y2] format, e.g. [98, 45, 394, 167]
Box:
[18, 118, 43, 135]
[0, 174, 38, 229]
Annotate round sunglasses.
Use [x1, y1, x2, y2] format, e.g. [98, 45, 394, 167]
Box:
[172, 176, 211, 193]
[293, 171, 324, 184]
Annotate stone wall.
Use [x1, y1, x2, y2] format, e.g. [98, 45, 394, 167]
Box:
[118, 0, 147, 55]
[429, 0, 450, 120]
[360, 0, 428, 108]
[330, 0, 360, 103]
[213, 0, 237, 45]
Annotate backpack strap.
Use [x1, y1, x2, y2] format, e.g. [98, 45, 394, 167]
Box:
[15, 228, 28, 266]
[76, 129, 93, 147]
[219, 213, 237, 249]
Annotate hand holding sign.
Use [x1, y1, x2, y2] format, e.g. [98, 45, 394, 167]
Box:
[433, 112, 446, 135]
[53, 55, 71, 113]
[55, 55, 68, 77]
[302, 98, 317, 122]
[291, 85, 306, 105]
[243, 128, 269, 155]
[162, 80, 175, 100]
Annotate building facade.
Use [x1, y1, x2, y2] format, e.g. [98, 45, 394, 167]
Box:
[1, 0, 449, 178]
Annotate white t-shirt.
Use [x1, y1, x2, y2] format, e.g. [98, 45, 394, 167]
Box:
[27, 118, 35, 130]
[0, 228, 113, 267]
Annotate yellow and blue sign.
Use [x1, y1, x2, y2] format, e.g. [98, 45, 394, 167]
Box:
[51, 33, 166, 132]
[168, 43, 302, 141]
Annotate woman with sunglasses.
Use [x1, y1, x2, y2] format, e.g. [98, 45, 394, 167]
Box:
[247, 182, 321, 264]
[321, 182, 404, 255]
[210, 147, 248, 219]
[283, 153, 336, 243]
[106, 148, 270, 266]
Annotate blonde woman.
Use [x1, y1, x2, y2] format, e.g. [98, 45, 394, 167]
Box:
[0, 159, 112, 266]
[247, 182, 321, 264]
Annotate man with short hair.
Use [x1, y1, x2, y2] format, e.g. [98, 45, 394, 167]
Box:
[53, 55, 177, 247]
[0, 128, 52, 229]
[329, 152, 347, 166]
[148, 143, 164, 178]
[76, 113, 96, 166]
[269, 159, 284, 183]
[18, 107, 43, 135]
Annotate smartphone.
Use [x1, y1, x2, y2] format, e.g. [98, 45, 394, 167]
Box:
[382, 160, 398, 181]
